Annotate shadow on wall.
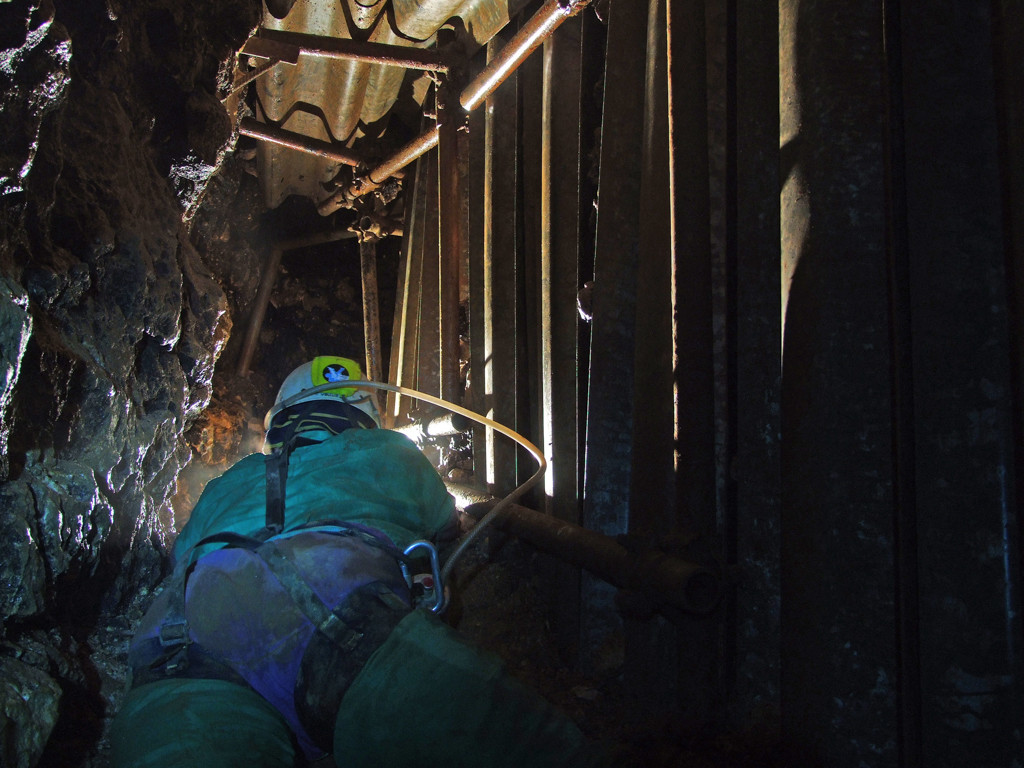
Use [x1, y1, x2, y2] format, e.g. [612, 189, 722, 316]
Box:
[778, 1, 1023, 766]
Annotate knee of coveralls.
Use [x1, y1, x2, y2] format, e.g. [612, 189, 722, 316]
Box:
[333, 610, 611, 768]
[109, 678, 297, 768]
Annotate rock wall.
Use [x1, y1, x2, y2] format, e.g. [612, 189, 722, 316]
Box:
[0, 1, 259, 765]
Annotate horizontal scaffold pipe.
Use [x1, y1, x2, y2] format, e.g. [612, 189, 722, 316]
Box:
[460, 0, 591, 112]
[446, 485, 722, 615]
[239, 117, 364, 167]
[243, 30, 452, 72]
[317, 0, 592, 213]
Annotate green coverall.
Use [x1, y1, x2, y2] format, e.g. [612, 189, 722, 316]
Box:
[110, 429, 607, 768]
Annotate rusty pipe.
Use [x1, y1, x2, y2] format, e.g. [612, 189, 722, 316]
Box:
[319, 129, 439, 214]
[223, 59, 280, 101]
[318, 0, 591, 213]
[447, 487, 722, 615]
[244, 29, 451, 72]
[355, 213, 403, 240]
[239, 117, 363, 168]
[238, 245, 284, 378]
[424, 412, 471, 436]
[366, 129, 438, 188]
[436, 74, 464, 404]
[392, 412, 472, 442]
[360, 238, 383, 416]
[460, 0, 591, 112]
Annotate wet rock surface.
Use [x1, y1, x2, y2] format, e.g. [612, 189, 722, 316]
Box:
[0, 0, 259, 765]
[0, 654, 62, 768]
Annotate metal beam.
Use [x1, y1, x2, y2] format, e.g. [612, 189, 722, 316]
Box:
[222, 59, 280, 101]
[448, 489, 722, 616]
[243, 29, 451, 71]
[359, 237, 383, 415]
[237, 230, 357, 376]
[239, 117, 363, 167]
[436, 73, 466, 404]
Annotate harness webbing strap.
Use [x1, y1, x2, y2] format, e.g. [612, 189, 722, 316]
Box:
[263, 400, 379, 532]
[257, 541, 364, 651]
[264, 448, 289, 535]
[132, 636, 250, 689]
[295, 582, 411, 750]
[153, 554, 198, 675]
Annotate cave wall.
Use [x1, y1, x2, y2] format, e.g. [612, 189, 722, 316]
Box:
[0, 1, 260, 765]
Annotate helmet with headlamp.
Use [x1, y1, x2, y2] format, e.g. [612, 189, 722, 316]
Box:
[264, 357, 381, 450]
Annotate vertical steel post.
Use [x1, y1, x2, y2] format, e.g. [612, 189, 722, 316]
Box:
[996, 3, 1024, 528]
[667, 0, 716, 554]
[482, 30, 521, 495]
[359, 237, 383, 416]
[632, 0, 675, 540]
[436, 72, 466, 404]
[894, 3, 1023, 764]
[387, 154, 429, 425]
[580, 0, 647, 671]
[882, 5, 922, 764]
[779, 1, 898, 764]
[540, 16, 585, 651]
[723, 0, 781, 726]
[419, 153, 442, 398]
[468, 101, 489, 479]
[995, 8, 1024, 754]
[624, 0, 687, 714]
[521, 41, 543, 489]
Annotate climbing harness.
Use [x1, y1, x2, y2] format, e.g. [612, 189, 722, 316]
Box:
[133, 523, 414, 757]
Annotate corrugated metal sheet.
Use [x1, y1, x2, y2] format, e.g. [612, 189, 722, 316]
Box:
[249, 0, 524, 209]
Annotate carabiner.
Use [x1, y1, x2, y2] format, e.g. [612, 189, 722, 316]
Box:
[402, 540, 448, 614]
